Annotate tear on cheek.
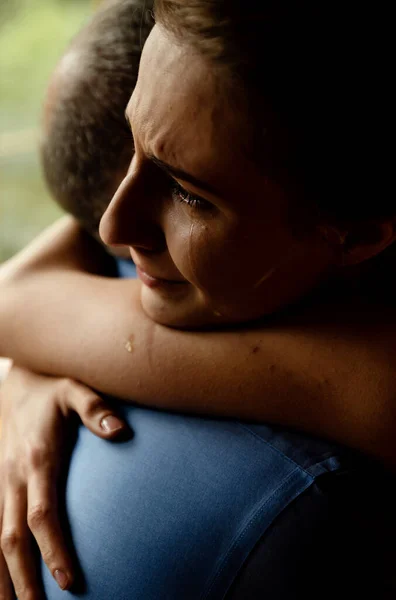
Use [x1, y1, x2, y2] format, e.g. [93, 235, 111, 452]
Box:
[187, 220, 211, 291]
[187, 220, 197, 282]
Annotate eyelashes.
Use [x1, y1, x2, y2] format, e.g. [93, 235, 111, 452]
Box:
[171, 181, 212, 211]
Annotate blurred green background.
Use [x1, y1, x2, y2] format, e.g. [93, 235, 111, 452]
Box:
[0, 0, 96, 262]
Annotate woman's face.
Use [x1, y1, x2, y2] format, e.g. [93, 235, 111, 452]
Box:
[100, 25, 337, 328]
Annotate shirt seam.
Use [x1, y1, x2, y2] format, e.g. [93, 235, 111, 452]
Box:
[235, 422, 313, 477]
[201, 466, 314, 599]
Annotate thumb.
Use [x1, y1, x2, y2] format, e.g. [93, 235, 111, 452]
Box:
[60, 379, 129, 440]
[99, 413, 128, 438]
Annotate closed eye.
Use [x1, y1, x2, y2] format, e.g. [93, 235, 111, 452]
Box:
[171, 181, 212, 210]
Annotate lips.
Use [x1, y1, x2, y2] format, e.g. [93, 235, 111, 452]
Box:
[136, 265, 187, 288]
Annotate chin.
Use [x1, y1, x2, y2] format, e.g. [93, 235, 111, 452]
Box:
[140, 285, 217, 330]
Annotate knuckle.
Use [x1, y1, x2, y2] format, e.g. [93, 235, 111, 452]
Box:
[83, 394, 104, 419]
[39, 545, 59, 570]
[27, 503, 51, 530]
[1, 528, 24, 554]
[40, 546, 54, 565]
[25, 440, 49, 470]
[14, 587, 38, 600]
[59, 376, 74, 391]
[2, 457, 17, 481]
[56, 377, 75, 403]
[58, 377, 105, 421]
[58, 376, 78, 397]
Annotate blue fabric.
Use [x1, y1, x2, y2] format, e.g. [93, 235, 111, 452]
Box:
[42, 408, 352, 599]
[116, 258, 136, 279]
[40, 258, 393, 599]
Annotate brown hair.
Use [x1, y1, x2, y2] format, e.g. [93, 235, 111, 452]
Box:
[41, 0, 154, 237]
[154, 1, 392, 226]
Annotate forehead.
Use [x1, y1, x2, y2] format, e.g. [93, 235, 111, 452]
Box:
[127, 25, 252, 186]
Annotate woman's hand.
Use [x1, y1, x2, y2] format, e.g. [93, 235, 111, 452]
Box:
[0, 365, 128, 600]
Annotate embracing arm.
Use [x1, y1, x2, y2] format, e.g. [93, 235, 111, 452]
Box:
[1, 217, 395, 464]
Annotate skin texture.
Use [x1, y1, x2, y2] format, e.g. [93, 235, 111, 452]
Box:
[100, 26, 341, 328]
[0, 363, 126, 600]
[0, 218, 395, 600]
[1, 218, 396, 464]
[1, 16, 396, 600]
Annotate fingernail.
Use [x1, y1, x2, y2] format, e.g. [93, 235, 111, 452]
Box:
[101, 415, 124, 433]
[54, 569, 69, 590]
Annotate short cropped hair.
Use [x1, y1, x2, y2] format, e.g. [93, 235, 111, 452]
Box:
[41, 0, 153, 236]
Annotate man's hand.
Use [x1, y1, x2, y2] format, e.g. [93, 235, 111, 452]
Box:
[0, 365, 128, 600]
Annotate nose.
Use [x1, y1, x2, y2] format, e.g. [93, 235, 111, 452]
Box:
[99, 159, 166, 253]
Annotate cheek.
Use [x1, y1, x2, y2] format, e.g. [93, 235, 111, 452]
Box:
[185, 217, 288, 293]
[187, 220, 225, 291]
[164, 206, 299, 298]
[172, 215, 248, 295]
[167, 215, 215, 287]
[164, 207, 229, 290]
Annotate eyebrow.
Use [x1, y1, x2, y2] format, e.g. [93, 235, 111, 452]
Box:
[124, 110, 218, 195]
[149, 155, 219, 196]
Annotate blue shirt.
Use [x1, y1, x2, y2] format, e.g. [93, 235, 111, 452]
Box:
[41, 259, 395, 599]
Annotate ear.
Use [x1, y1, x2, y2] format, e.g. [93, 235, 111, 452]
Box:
[341, 220, 396, 266]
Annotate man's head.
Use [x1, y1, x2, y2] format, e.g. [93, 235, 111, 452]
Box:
[41, 0, 153, 239]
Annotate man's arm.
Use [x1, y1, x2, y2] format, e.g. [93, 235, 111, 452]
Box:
[1, 217, 395, 464]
